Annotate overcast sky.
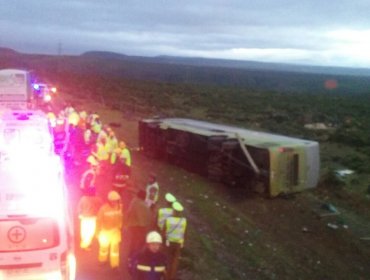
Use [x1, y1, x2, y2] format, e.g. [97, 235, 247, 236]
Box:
[1, 0, 370, 68]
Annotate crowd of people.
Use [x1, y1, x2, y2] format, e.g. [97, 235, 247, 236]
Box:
[47, 105, 188, 280]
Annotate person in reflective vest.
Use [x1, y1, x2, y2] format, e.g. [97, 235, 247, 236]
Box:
[119, 141, 131, 174]
[145, 173, 159, 210]
[157, 193, 176, 231]
[96, 191, 123, 268]
[80, 155, 98, 191]
[107, 130, 118, 155]
[162, 202, 187, 280]
[131, 231, 167, 280]
[77, 187, 103, 250]
[112, 151, 130, 192]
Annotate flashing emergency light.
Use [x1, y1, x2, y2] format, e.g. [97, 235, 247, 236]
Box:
[51, 87, 57, 93]
[33, 84, 40, 90]
[44, 94, 52, 102]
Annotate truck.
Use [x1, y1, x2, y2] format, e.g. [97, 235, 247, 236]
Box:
[0, 69, 34, 110]
[139, 118, 320, 197]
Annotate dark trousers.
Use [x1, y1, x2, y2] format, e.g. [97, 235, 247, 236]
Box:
[166, 242, 182, 280]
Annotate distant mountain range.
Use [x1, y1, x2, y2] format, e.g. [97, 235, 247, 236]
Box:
[1, 47, 370, 94]
[81, 50, 370, 77]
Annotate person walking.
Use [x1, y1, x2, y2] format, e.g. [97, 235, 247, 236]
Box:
[162, 202, 187, 280]
[77, 187, 103, 250]
[145, 174, 159, 210]
[125, 190, 152, 258]
[96, 191, 123, 269]
[157, 193, 176, 231]
[130, 231, 167, 280]
[80, 155, 98, 192]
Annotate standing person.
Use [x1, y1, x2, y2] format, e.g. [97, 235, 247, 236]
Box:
[145, 174, 159, 210]
[157, 193, 176, 231]
[162, 202, 187, 280]
[80, 155, 98, 192]
[130, 231, 167, 280]
[119, 141, 131, 175]
[112, 152, 130, 194]
[125, 190, 152, 258]
[77, 187, 103, 250]
[96, 191, 123, 269]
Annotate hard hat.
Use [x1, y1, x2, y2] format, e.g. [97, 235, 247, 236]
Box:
[172, 201, 184, 212]
[165, 193, 176, 203]
[108, 191, 121, 201]
[146, 231, 163, 244]
[87, 155, 98, 166]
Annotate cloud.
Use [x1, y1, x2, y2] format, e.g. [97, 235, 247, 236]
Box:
[1, 0, 370, 67]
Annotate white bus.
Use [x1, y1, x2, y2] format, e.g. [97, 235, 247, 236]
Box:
[139, 118, 320, 197]
[0, 154, 75, 280]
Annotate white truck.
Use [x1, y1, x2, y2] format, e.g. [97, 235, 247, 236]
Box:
[0, 69, 33, 110]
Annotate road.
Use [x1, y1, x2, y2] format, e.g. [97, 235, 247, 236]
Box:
[48, 94, 134, 280]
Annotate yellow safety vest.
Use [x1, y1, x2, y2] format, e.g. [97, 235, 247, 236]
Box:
[120, 148, 131, 166]
[157, 208, 174, 230]
[97, 143, 109, 161]
[165, 217, 187, 245]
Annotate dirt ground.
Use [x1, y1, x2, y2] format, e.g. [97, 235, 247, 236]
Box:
[63, 92, 370, 280]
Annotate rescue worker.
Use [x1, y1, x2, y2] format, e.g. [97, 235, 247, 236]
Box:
[77, 187, 103, 250]
[157, 193, 176, 231]
[162, 202, 187, 280]
[107, 130, 118, 155]
[80, 155, 98, 191]
[118, 141, 131, 175]
[125, 190, 152, 258]
[145, 174, 159, 210]
[96, 191, 123, 269]
[131, 231, 167, 280]
[96, 136, 110, 177]
[112, 150, 130, 193]
[46, 111, 57, 127]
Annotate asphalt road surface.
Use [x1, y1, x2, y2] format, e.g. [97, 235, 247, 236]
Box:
[47, 95, 134, 280]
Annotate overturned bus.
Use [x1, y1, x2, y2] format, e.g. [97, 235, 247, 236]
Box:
[139, 118, 320, 197]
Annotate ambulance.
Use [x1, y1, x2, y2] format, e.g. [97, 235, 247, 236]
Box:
[0, 109, 75, 279]
[0, 153, 76, 280]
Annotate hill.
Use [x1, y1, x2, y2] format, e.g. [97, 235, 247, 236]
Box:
[1, 48, 370, 95]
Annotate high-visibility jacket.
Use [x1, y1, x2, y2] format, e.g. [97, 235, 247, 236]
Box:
[132, 248, 167, 280]
[92, 122, 102, 134]
[97, 143, 110, 161]
[97, 203, 123, 231]
[80, 168, 96, 190]
[145, 182, 159, 207]
[157, 208, 174, 230]
[68, 111, 80, 126]
[107, 136, 118, 154]
[120, 148, 131, 167]
[164, 217, 187, 245]
[78, 196, 103, 217]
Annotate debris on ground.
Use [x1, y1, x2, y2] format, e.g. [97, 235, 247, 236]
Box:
[327, 223, 339, 230]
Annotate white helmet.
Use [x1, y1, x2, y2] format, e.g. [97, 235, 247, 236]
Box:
[108, 191, 120, 201]
[146, 231, 163, 244]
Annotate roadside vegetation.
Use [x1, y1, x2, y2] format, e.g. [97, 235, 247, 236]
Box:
[1, 52, 370, 279]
